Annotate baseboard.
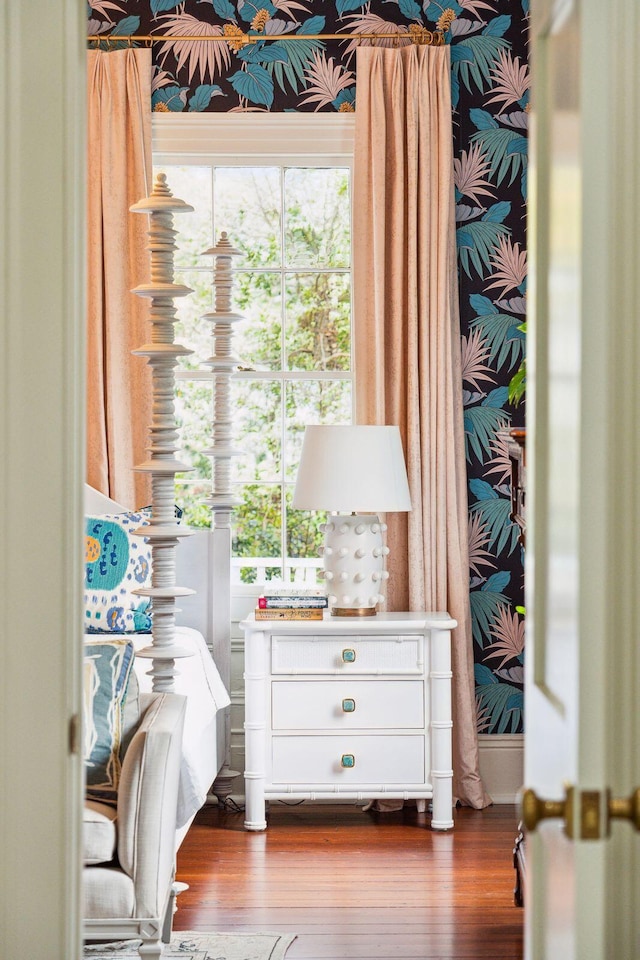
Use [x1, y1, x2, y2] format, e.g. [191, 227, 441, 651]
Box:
[478, 734, 523, 804]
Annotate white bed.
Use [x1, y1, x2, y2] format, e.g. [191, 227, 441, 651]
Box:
[84, 484, 230, 841]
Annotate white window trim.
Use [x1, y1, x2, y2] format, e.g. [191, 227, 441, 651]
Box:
[153, 113, 355, 587]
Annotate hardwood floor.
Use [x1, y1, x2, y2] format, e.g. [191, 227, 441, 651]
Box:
[175, 802, 524, 960]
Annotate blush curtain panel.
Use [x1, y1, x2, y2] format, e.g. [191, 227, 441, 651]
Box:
[86, 48, 153, 509]
[353, 44, 490, 809]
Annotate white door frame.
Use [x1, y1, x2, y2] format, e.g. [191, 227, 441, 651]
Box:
[525, 0, 640, 956]
[0, 3, 85, 957]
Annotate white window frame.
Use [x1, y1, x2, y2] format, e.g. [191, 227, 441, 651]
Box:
[152, 113, 355, 586]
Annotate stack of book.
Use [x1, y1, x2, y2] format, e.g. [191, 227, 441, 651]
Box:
[254, 587, 328, 621]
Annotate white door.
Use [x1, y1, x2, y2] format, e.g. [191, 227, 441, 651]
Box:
[0, 4, 85, 958]
[525, 0, 640, 957]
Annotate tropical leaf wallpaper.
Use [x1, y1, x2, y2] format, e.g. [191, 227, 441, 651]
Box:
[88, 0, 528, 734]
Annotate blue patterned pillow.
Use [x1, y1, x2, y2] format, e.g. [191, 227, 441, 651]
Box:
[84, 512, 152, 633]
[84, 638, 135, 802]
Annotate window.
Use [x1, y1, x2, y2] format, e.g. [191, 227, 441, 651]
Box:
[153, 116, 354, 586]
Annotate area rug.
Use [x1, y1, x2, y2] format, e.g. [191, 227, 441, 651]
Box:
[84, 931, 296, 960]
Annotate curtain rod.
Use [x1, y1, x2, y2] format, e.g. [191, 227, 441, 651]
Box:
[87, 30, 446, 47]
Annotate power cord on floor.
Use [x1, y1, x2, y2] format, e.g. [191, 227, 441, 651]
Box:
[215, 796, 245, 813]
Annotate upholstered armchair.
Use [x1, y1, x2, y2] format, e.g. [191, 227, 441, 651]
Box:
[83, 690, 187, 958]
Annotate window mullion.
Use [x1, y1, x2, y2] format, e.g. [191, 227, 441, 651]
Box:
[280, 164, 287, 578]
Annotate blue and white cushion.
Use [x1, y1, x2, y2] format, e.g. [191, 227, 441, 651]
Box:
[84, 638, 135, 802]
[84, 512, 152, 633]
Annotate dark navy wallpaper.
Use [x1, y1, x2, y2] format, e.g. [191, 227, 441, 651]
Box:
[88, 0, 529, 734]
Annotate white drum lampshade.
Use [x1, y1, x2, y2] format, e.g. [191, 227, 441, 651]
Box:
[293, 425, 412, 616]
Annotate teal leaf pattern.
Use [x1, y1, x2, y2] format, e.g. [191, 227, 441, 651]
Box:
[336, 0, 368, 14]
[268, 35, 323, 96]
[475, 664, 523, 733]
[471, 123, 528, 187]
[333, 87, 355, 110]
[469, 297, 525, 370]
[229, 64, 275, 107]
[151, 85, 189, 110]
[212, 0, 237, 21]
[398, 0, 422, 20]
[300, 16, 326, 35]
[238, 42, 290, 65]
[150, 0, 181, 14]
[88, 0, 528, 735]
[425, 1, 463, 17]
[469, 495, 519, 556]
[111, 15, 141, 34]
[457, 205, 511, 279]
[483, 15, 511, 37]
[237, 0, 277, 22]
[188, 84, 225, 110]
[451, 30, 509, 94]
[94, 15, 140, 46]
[470, 571, 511, 647]
[464, 403, 509, 464]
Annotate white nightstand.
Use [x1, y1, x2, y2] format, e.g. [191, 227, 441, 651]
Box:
[240, 611, 455, 831]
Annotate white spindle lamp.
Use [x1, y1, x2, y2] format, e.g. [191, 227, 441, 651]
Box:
[292, 425, 412, 616]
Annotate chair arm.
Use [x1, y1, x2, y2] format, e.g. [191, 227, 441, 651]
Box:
[117, 692, 186, 919]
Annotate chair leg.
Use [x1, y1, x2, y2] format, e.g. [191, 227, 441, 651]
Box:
[138, 940, 163, 959]
[162, 880, 189, 944]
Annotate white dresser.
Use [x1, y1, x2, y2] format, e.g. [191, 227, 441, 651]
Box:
[241, 611, 455, 831]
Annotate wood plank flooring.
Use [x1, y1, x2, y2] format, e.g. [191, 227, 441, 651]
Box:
[175, 802, 524, 960]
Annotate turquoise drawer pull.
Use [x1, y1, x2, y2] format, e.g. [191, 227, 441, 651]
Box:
[342, 648, 356, 663]
[341, 753, 355, 768]
[342, 698, 356, 713]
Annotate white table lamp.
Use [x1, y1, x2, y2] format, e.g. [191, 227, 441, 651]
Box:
[293, 425, 412, 616]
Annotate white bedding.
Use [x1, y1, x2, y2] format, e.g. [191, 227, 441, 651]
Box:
[86, 626, 230, 828]
[136, 627, 230, 827]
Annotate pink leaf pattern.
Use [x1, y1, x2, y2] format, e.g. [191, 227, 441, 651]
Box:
[155, 14, 231, 84]
[483, 605, 525, 669]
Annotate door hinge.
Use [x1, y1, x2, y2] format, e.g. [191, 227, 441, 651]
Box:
[69, 713, 81, 756]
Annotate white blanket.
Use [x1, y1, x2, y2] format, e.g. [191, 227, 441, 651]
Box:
[134, 627, 230, 827]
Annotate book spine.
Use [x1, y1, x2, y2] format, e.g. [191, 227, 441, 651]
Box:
[258, 597, 328, 609]
[262, 593, 327, 600]
[254, 608, 324, 620]
[262, 588, 325, 597]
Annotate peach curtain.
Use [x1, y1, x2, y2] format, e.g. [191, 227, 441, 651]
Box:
[354, 45, 490, 808]
[86, 48, 153, 509]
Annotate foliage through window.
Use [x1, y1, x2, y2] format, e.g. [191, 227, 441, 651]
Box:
[153, 162, 353, 584]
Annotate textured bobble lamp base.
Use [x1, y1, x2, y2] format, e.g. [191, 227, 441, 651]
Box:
[320, 513, 390, 617]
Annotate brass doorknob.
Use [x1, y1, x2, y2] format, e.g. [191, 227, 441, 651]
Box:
[521, 786, 640, 839]
[608, 788, 640, 830]
[521, 788, 571, 833]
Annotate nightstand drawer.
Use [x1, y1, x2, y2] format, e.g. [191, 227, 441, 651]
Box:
[271, 680, 425, 730]
[271, 735, 425, 784]
[271, 635, 424, 675]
